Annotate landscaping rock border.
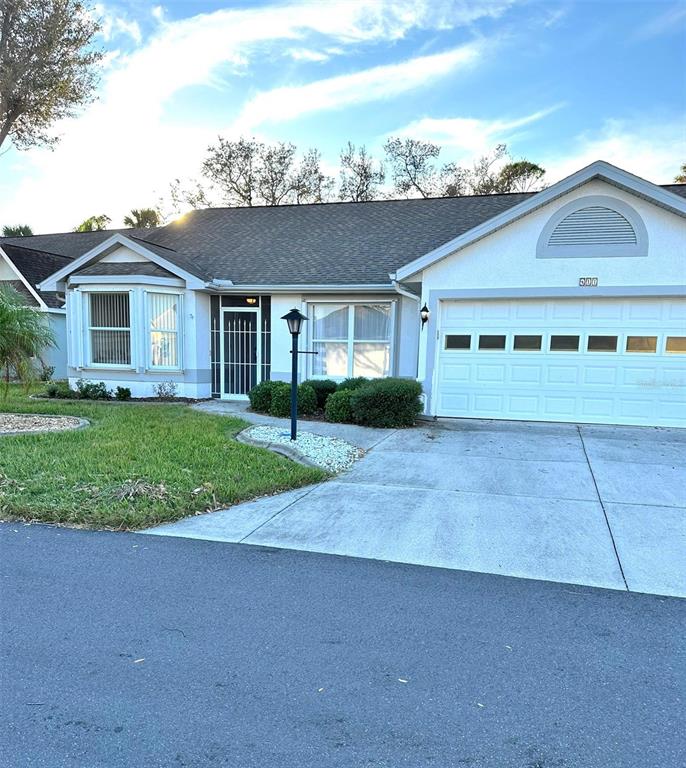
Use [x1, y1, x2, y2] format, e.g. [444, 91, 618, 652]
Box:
[236, 426, 362, 473]
[0, 413, 90, 437]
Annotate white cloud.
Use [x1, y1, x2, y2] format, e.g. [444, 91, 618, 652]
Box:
[93, 3, 143, 45]
[392, 105, 562, 161]
[235, 43, 483, 131]
[541, 118, 686, 185]
[3, 0, 507, 231]
[633, 2, 686, 40]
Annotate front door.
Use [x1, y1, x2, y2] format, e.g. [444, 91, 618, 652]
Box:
[221, 309, 260, 398]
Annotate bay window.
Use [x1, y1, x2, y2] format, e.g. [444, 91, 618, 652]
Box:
[148, 292, 181, 369]
[311, 302, 392, 379]
[88, 292, 131, 366]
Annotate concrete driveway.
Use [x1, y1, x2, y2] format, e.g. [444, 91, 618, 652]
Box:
[146, 415, 686, 598]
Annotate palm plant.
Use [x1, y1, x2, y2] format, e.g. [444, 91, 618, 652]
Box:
[123, 208, 160, 228]
[2, 224, 33, 237]
[0, 285, 55, 397]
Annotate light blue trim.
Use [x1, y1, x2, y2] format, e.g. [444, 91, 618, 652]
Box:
[536, 195, 649, 259]
[422, 284, 686, 414]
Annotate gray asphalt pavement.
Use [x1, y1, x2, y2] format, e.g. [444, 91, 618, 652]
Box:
[1, 522, 684, 768]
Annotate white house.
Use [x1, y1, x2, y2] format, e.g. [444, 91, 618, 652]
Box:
[36, 161, 686, 427]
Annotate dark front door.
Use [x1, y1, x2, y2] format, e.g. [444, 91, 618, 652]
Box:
[222, 310, 259, 396]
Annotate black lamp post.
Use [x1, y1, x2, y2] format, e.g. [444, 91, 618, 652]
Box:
[281, 308, 308, 441]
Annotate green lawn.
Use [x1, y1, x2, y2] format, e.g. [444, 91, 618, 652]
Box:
[0, 386, 326, 530]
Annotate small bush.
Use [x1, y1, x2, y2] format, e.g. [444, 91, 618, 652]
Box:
[115, 386, 132, 401]
[75, 379, 111, 400]
[46, 382, 75, 399]
[324, 389, 354, 423]
[153, 380, 178, 400]
[338, 376, 370, 392]
[350, 378, 423, 428]
[39, 364, 55, 382]
[269, 382, 317, 418]
[248, 380, 279, 413]
[303, 379, 338, 408]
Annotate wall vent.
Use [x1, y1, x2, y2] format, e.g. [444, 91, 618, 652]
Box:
[548, 205, 637, 247]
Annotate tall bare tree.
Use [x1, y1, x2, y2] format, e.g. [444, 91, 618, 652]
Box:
[384, 137, 441, 198]
[0, 0, 103, 152]
[292, 149, 334, 204]
[257, 141, 297, 206]
[338, 142, 384, 202]
[202, 137, 262, 206]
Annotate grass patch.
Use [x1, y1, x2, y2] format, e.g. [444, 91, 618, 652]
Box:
[0, 386, 326, 530]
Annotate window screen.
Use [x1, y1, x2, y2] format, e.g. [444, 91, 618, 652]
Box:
[88, 293, 131, 366]
[149, 293, 180, 368]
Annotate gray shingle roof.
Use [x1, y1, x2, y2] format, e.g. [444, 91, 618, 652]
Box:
[0, 243, 70, 307]
[75, 261, 175, 278]
[140, 193, 534, 285]
[3, 184, 685, 288]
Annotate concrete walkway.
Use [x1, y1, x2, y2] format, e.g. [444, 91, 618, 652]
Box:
[147, 405, 686, 598]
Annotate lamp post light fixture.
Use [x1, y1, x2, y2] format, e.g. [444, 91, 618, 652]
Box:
[281, 308, 308, 441]
[420, 303, 430, 329]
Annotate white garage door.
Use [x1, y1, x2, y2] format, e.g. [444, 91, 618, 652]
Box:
[435, 297, 686, 427]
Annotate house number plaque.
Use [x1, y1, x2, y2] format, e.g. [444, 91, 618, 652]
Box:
[579, 277, 599, 287]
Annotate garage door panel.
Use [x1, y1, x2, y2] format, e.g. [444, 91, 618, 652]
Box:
[436, 297, 686, 427]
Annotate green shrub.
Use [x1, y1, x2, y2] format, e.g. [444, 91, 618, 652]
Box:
[350, 378, 423, 428]
[45, 382, 75, 399]
[324, 389, 355, 423]
[39, 364, 55, 382]
[75, 379, 111, 400]
[248, 380, 279, 413]
[153, 380, 178, 400]
[303, 378, 338, 408]
[269, 382, 317, 418]
[338, 376, 370, 392]
[115, 386, 132, 401]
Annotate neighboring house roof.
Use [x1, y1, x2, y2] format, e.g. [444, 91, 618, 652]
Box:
[0, 243, 72, 308]
[0, 279, 39, 306]
[0, 228, 157, 260]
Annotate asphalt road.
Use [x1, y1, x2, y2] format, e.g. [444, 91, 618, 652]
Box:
[1, 523, 684, 768]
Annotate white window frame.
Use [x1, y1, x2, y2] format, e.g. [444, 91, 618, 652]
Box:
[145, 290, 183, 371]
[307, 300, 396, 380]
[84, 289, 134, 369]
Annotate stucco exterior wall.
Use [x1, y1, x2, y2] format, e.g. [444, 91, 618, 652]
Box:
[45, 312, 68, 379]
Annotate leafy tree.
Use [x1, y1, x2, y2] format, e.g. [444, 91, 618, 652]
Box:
[74, 214, 111, 232]
[257, 141, 297, 205]
[338, 142, 384, 202]
[495, 159, 546, 193]
[675, 163, 686, 183]
[0, 284, 55, 396]
[0, 0, 103, 152]
[2, 224, 33, 236]
[384, 137, 441, 198]
[123, 208, 161, 228]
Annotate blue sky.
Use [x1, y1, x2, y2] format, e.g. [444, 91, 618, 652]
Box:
[1, 0, 684, 232]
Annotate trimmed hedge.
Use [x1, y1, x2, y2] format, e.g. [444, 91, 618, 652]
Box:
[350, 378, 423, 428]
[337, 376, 370, 392]
[324, 389, 354, 423]
[303, 378, 338, 408]
[248, 379, 280, 413]
[269, 382, 317, 418]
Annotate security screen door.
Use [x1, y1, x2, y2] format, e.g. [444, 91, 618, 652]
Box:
[221, 309, 260, 397]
